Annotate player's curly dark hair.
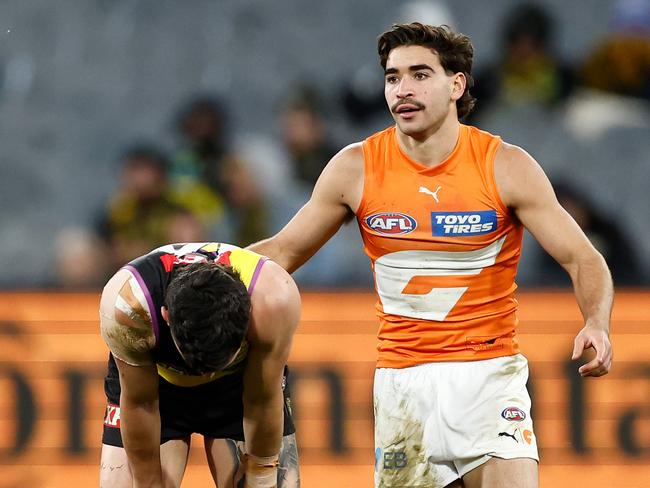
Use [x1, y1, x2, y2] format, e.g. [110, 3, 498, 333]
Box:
[377, 23, 477, 119]
[164, 262, 251, 374]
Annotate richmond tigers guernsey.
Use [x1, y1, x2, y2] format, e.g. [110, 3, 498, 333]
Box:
[102, 242, 267, 387]
[358, 124, 524, 368]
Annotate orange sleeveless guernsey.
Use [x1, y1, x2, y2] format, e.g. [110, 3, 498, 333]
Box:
[358, 124, 524, 368]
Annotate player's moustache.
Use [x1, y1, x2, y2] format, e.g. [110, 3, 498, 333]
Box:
[391, 99, 425, 113]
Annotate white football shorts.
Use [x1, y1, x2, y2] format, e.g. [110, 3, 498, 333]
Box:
[374, 353, 538, 487]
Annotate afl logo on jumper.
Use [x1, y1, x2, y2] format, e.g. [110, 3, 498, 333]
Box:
[431, 210, 497, 236]
[501, 407, 526, 422]
[366, 212, 417, 235]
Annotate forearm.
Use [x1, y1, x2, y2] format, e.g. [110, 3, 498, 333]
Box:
[567, 252, 613, 331]
[248, 238, 288, 270]
[248, 238, 306, 274]
[243, 393, 284, 457]
[121, 399, 163, 487]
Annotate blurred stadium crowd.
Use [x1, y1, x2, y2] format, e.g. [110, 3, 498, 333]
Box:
[1, 0, 649, 289]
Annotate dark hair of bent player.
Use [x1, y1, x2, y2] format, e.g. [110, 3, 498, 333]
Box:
[377, 22, 477, 119]
[164, 262, 252, 374]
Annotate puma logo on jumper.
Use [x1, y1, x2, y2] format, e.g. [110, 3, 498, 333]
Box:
[419, 185, 442, 203]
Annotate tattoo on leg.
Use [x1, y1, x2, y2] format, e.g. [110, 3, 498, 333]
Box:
[100, 462, 127, 472]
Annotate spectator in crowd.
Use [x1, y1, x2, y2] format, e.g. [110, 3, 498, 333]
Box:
[279, 86, 340, 190]
[167, 207, 208, 244]
[534, 180, 644, 286]
[97, 145, 199, 271]
[580, 0, 650, 100]
[170, 95, 267, 246]
[53, 226, 111, 289]
[561, 0, 650, 141]
[471, 2, 575, 122]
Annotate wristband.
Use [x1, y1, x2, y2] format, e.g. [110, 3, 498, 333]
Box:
[245, 453, 279, 488]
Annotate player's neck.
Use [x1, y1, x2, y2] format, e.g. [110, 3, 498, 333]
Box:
[396, 118, 461, 168]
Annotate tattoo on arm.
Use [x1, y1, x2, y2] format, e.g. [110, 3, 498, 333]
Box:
[278, 433, 300, 488]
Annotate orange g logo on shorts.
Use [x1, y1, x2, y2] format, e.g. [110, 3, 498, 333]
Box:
[523, 429, 533, 445]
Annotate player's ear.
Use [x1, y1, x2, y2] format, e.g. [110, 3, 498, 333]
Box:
[451, 72, 466, 101]
[161, 306, 170, 324]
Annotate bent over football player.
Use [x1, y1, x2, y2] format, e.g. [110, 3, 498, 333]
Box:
[99, 242, 301, 488]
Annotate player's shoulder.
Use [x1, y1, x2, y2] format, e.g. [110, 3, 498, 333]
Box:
[99, 268, 156, 365]
[319, 141, 364, 187]
[495, 140, 532, 163]
[248, 259, 301, 344]
[494, 140, 545, 178]
[250, 260, 300, 316]
[330, 141, 364, 170]
[494, 141, 551, 207]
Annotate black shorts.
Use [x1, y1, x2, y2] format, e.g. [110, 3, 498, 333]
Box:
[102, 354, 296, 447]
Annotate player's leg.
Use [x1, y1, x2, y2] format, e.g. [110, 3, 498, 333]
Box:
[204, 438, 242, 487]
[160, 438, 191, 486]
[99, 439, 190, 488]
[205, 433, 300, 487]
[462, 457, 538, 488]
[373, 367, 460, 487]
[442, 354, 539, 487]
[99, 444, 131, 487]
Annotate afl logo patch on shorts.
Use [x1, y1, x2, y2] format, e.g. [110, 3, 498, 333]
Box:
[365, 212, 417, 235]
[431, 210, 497, 236]
[501, 406, 526, 421]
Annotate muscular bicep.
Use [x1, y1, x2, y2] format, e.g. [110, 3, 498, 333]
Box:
[100, 269, 156, 366]
[495, 144, 598, 270]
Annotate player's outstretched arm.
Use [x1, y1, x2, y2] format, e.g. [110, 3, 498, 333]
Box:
[242, 261, 301, 486]
[248, 143, 364, 272]
[494, 143, 613, 377]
